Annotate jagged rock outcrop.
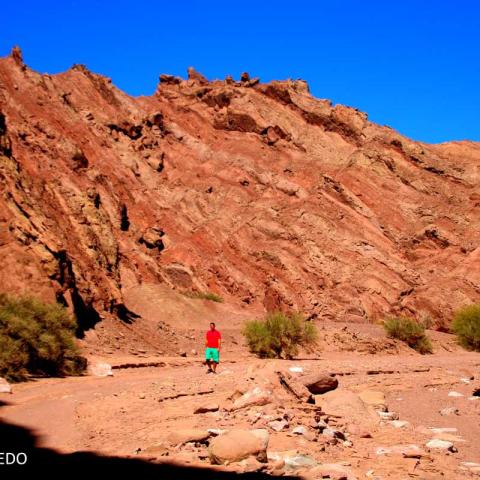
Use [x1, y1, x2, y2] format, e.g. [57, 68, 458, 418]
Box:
[0, 47, 479, 338]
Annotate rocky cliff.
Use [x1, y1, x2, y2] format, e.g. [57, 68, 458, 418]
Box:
[1, 47, 479, 338]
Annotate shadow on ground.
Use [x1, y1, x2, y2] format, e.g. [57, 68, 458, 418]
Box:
[0, 415, 295, 479]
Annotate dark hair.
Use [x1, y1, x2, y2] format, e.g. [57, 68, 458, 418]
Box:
[210, 322, 215, 327]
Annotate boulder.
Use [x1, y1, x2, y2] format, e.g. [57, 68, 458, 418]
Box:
[88, 362, 113, 377]
[208, 429, 269, 464]
[276, 371, 311, 402]
[425, 439, 455, 452]
[301, 373, 338, 395]
[231, 386, 272, 410]
[166, 429, 210, 446]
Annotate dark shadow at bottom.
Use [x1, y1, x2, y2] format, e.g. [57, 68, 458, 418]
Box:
[0, 417, 296, 479]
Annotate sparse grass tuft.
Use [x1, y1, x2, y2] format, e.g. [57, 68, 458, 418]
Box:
[184, 291, 224, 303]
[452, 304, 480, 351]
[243, 311, 317, 359]
[0, 293, 86, 382]
[383, 315, 432, 354]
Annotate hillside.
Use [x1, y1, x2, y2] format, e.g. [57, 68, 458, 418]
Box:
[1, 47, 479, 349]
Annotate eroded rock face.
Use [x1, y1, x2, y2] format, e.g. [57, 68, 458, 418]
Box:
[0, 48, 479, 340]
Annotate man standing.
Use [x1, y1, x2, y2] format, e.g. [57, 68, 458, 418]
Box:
[205, 322, 221, 374]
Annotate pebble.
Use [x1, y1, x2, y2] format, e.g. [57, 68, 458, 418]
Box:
[448, 391, 463, 397]
[390, 420, 409, 428]
[268, 420, 288, 432]
[439, 407, 459, 416]
[377, 411, 399, 420]
[323, 428, 346, 440]
[289, 366, 303, 373]
[429, 427, 457, 434]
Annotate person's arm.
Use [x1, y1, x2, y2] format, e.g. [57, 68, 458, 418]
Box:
[205, 333, 208, 348]
[218, 333, 221, 351]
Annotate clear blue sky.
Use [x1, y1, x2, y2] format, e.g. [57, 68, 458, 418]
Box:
[1, 0, 479, 143]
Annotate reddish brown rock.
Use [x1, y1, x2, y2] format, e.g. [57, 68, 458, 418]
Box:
[0, 50, 479, 350]
[301, 373, 339, 395]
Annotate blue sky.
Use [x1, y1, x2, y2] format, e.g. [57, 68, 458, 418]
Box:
[1, 0, 479, 143]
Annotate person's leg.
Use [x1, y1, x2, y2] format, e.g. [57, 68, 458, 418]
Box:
[211, 348, 219, 373]
[205, 349, 214, 372]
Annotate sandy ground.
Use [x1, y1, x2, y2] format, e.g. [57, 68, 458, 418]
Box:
[1, 345, 479, 479]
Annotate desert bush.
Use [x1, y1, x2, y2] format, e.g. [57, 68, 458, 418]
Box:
[0, 293, 86, 382]
[243, 311, 317, 359]
[383, 315, 432, 354]
[185, 291, 224, 303]
[452, 304, 480, 351]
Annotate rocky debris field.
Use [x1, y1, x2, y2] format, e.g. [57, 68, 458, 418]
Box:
[1, 349, 479, 479]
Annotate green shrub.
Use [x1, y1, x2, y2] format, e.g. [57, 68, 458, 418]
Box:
[0, 293, 86, 382]
[452, 304, 480, 351]
[185, 291, 224, 303]
[243, 311, 318, 359]
[383, 315, 432, 354]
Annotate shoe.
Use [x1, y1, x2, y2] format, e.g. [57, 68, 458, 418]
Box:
[206, 369, 213, 374]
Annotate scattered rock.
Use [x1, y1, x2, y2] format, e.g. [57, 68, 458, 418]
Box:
[425, 439, 455, 452]
[429, 427, 457, 434]
[0, 378, 12, 394]
[88, 362, 113, 377]
[377, 411, 399, 421]
[389, 420, 409, 428]
[269, 452, 317, 471]
[190, 349, 198, 356]
[322, 428, 346, 440]
[448, 391, 463, 397]
[439, 406, 459, 416]
[166, 429, 210, 446]
[301, 372, 339, 395]
[231, 386, 272, 410]
[289, 366, 303, 373]
[375, 444, 425, 457]
[276, 371, 311, 402]
[268, 420, 288, 432]
[291, 425, 316, 441]
[208, 429, 269, 464]
[194, 403, 219, 414]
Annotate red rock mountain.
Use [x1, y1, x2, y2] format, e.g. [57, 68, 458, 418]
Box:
[1, 47, 479, 340]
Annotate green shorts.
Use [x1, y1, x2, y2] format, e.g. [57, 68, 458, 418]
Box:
[205, 347, 220, 363]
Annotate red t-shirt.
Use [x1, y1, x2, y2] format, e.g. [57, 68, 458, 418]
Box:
[206, 330, 221, 348]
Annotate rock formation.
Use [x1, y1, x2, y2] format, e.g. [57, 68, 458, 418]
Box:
[0, 46, 479, 339]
